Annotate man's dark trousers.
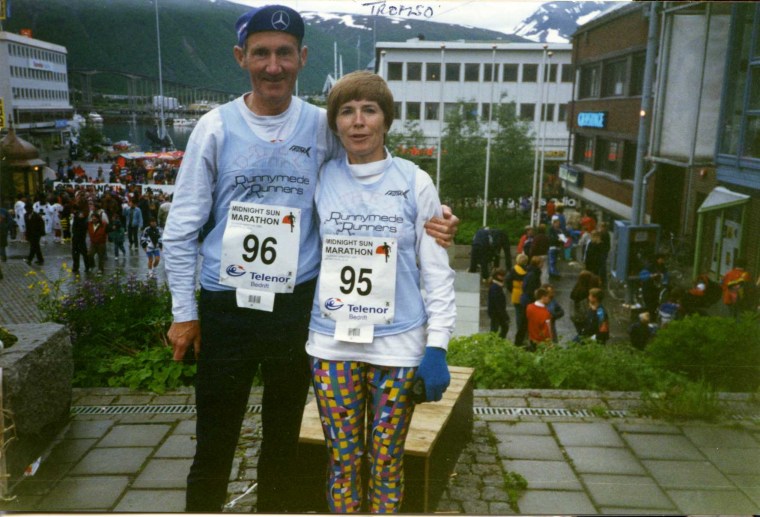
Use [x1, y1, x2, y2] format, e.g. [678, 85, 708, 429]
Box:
[186, 278, 316, 512]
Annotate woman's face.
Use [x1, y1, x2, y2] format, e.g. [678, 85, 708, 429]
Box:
[335, 99, 386, 164]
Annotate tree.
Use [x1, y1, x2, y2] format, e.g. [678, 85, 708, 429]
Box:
[489, 101, 536, 199]
[387, 120, 435, 170]
[78, 123, 107, 160]
[439, 101, 486, 203]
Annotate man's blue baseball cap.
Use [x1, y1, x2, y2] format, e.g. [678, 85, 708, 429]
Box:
[235, 4, 305, 47]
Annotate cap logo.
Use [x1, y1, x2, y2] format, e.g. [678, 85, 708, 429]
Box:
[271, 10, 290, 30]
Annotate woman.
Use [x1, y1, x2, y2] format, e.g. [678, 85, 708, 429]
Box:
[515, 255, 543, 347]
[505, 253, 528, 340]
[570, 270, 601, 333]
[307, 71, 456, 513]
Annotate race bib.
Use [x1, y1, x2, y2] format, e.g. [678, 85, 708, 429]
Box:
[318, 235, 397, 337]
[220, 202, 300, 296]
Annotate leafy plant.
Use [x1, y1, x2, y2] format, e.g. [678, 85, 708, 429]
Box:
[100, 346, 196, 394]
[639, 381, 726, 422]
[502, 471, 528, 513]
[33, 268, 178, 391]
[646, 313, 760, 392]
[447, 334, 680, 392]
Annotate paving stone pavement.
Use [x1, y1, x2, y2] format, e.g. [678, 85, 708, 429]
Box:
[2, 241, 760, 513]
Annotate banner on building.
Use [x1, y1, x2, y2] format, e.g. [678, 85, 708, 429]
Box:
[0, 98, 5, 129]
[0, 0, 7, 20]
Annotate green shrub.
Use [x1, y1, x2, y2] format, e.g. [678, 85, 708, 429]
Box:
[448, 334, 683, 392]
[447, 333, 538, 388]
[639, 380, 726, 422]
[646, 313, 760, 392]
[452, 208, 529, 245]
[535, 341, 680, 392]
[33, 268, 181, 391]
[100, 346, 196, 394]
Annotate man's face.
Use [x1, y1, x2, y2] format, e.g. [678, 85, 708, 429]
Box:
[234, 31, 307, 114]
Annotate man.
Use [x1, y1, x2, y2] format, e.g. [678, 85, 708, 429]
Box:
[163, 5, 457, 512]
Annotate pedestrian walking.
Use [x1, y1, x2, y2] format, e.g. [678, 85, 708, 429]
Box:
[87, 211, 107, 273]
[140, 219, 163, 278]
[487, 268, 509, 338]
[24, 202, 45, 266]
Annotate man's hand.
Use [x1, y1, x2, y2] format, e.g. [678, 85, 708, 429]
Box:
[168, 320, 201, 363]
[424, 204, 460, 248]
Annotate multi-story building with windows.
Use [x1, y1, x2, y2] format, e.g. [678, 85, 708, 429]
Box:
[562, 2, 650, 221]
[375, 40, 573, 173]
[0, 30, 73, 149]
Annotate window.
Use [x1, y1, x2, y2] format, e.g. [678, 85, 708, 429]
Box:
[602, 59, 626, 97]
[597, 139, 620, 173]
[629, 53, 645, 96]
[425, 102, 439, 121]
[482, 103, 492, 120]
[519, 103, 535, 121]
[464, 102, 478, 120]
[541, 104, 555, 122]
[522, 64, 538, 82]
[543, 63, 558, 82]
[484, 63, 497, 82]
[621, 142, 637, 180]
[502, 64, 518, 82]
[444, 103, 459, 118]
[388, 62, 403, 80]
[464, 63, 480, 81]
[445, 63, 460, 81]
[579, 65, 601, 98]
[406, 102, 421, 121]
[394, 102, 402, 120]
[575, 134, 594, 166]
[407, 62, 422, 81]
[426, 63, 441, 81]
[560, 64, 574, 83]
[558, 104, 567, 122]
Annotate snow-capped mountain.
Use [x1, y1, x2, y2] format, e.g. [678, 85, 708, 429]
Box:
[512, 1, 625, 43]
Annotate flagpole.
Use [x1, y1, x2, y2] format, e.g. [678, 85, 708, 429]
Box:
[435, 43, 445, 193]
[483, 45, 497, 227]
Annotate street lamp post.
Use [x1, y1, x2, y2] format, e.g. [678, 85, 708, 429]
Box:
[435, 44, 445, 193]
[536, 51, 553, 219]
[530, 45, 549, 226]
[482, 45, 497, 227]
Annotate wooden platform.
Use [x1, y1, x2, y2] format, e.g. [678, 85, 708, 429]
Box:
[297, 365, 475, 512]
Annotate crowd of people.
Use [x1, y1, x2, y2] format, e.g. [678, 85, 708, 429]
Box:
[4, 185, 169, 276]
[53, 157, 179, 186]
[483, 205, 759, 350]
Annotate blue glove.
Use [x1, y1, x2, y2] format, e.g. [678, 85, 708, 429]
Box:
[414, 347, 450, 403]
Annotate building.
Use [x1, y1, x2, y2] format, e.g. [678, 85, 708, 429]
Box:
[0, 31, 73, 150]
[702, 2, 760, 277]
[375, 39, 573, 174]
[562, 2, 650, 222]
[564, 1, 760, 279]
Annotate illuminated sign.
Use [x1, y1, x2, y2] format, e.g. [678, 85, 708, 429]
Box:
[577, 111, 607, 129]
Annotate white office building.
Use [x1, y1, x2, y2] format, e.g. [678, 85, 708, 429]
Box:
[0, 31, 73, 147]
[375, 40, 573, 163]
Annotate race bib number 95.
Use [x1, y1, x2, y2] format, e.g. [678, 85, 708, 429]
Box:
[318, 235, 397, 325]
[220, 201, 300, 293]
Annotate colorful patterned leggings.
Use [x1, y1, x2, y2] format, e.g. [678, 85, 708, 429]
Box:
[311, 358, 417, 513]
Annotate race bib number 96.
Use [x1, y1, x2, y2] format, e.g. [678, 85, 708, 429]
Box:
[318, 235, 397, 325]
[220, 201, 300, 293]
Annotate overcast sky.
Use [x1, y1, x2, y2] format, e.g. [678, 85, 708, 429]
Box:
[227, 0, 546, 34]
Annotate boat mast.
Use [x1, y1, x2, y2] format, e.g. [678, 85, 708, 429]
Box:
[155, 0, 168, 144]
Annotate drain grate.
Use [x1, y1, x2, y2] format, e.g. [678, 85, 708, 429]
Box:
[474, 406, 628, 418]
[71, 404, 262, 416]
